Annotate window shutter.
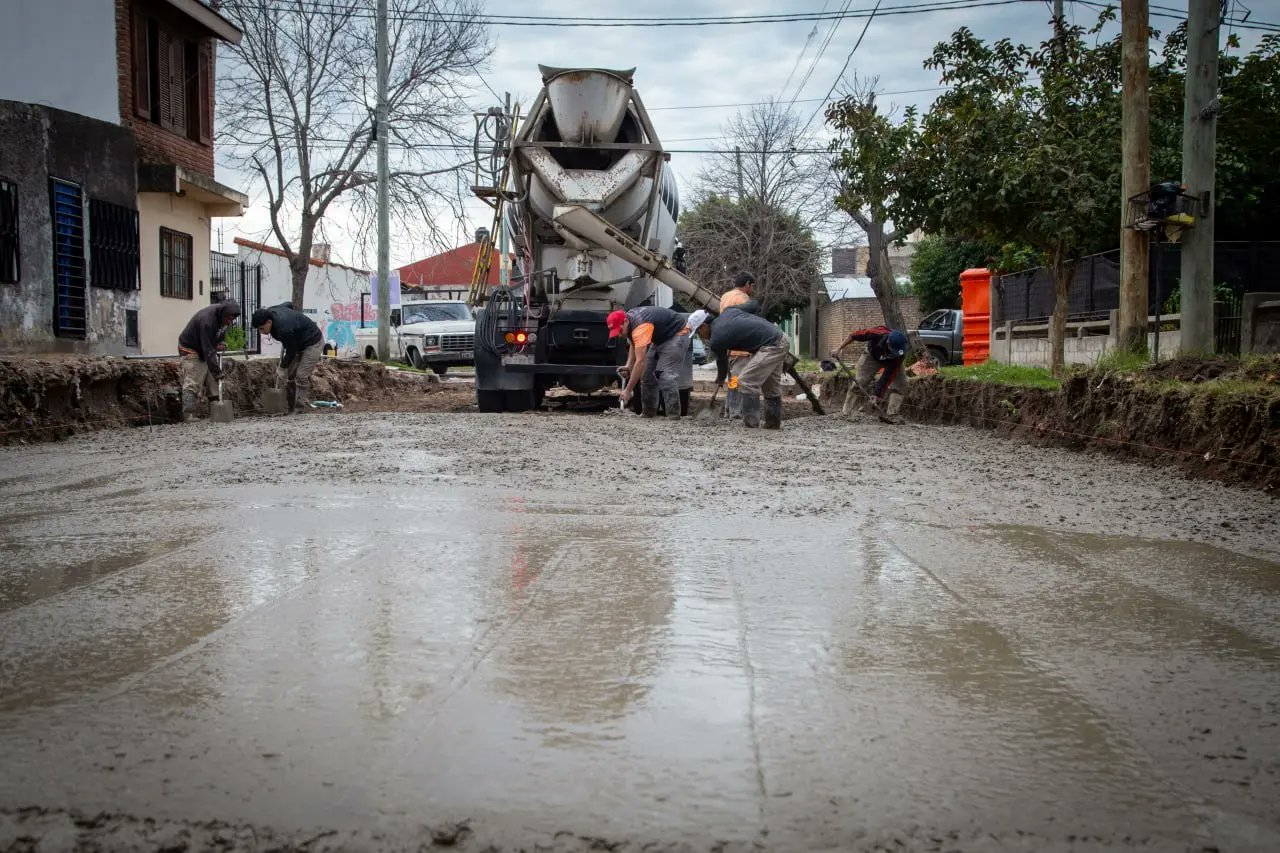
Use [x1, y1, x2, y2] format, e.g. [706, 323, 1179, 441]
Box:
[168, 35, 187, 134]
[196, 44, 211, 144]
[133, 14, 151, 120]
[156, 28, 173, 129]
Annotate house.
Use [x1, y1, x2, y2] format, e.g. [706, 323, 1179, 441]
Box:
[398, 230, 507, 301]
[233, 239, 371, 358]
[0, 0, 247, 355]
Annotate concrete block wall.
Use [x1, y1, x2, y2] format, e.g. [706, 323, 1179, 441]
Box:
[818, 296, 922, 357]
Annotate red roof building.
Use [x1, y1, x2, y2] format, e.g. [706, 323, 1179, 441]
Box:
[398, 241, 507, 299]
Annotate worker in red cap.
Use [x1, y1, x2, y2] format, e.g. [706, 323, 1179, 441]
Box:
[608, 306, 691, 420]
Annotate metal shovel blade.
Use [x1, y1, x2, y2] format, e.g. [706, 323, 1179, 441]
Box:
[695, 386, 721, 421]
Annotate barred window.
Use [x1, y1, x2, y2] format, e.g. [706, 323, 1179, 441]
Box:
[89, 199, 139, 290]
[50, 178, 87, 338]
[159, 227, 193, 299]
[0, 177, 17, 284]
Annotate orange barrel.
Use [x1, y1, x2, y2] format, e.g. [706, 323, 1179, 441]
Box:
[960, 268, 991, 365]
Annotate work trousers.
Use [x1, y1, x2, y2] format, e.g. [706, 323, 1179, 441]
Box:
[181, 353, 220, 400]
[735, 338, 788, 399]
[277, 341, 324, 410]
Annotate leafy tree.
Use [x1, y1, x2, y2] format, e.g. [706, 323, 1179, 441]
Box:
[891, 16, 1123, 375]
[678, 195, 822, 322]
[909, 236, 991, 312]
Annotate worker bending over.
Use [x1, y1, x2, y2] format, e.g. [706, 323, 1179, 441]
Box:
[252, 303, 325, 414]
[703, 306, 789, 429]
[718, 271, 756, 418]
[609, 306, 692, 420]
[832, 326, 909, 425]
[177, 299, 241, 420]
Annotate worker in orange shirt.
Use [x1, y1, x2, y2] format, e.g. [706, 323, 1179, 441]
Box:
[718, 271, 756, 418]
[609, 305, 692, 420]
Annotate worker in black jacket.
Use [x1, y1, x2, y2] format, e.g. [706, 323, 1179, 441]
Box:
[702, 305, 789, 429]
[177, 300, 241, 418]
[252, 303, 324, 413]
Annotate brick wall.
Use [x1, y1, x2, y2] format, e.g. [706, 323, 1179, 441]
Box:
[818, 296, 923, 357]
[114, 0, 216, 177]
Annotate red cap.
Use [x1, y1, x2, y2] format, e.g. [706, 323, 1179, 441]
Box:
[606, 309, 627, 339]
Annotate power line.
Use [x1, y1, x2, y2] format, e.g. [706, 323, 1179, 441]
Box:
[785, 0, 855, 111]
[800, 0, 885, 136]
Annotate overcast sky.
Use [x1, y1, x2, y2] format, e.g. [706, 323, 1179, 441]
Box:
[213, 0, 1272, 270]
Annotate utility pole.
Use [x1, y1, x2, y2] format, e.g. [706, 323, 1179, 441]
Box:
[375, 0, 391, 362]
[734, 146, 744, 201]
[1179, 0, 1220, 353]
[1118, 0, 1150, 353]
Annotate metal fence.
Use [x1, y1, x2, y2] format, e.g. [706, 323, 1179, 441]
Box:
[993, 242, 1280, 354]
[210, 251, 263, 353]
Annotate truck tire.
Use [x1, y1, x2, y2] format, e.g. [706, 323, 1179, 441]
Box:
[477, 389, 504, 413]
[929, 347, 949, 368]
[430, 365, 449, 376]
[503, 389, 537, 412]
[407, 348, 426, 370]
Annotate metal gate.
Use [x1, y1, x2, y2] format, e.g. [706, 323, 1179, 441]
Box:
[1214, 291, 1244, 356]
[210, 251, 263, 353]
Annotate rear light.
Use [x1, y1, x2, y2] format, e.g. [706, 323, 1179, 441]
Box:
[503, 330, 536, 345]
[515, 332, 527, 344]
[504, 332, 515, 344]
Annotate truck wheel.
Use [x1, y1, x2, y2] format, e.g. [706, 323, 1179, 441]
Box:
[929, 347, 949, 368]
[477, 390, 504, 413]
[430, 365, 449, 376]
[503, 389, 537, 412]
[407, 348, 426, 370]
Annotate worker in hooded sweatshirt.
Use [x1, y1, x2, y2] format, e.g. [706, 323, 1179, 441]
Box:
[718, 271, 756, 418]
[177, 299, 241, 420]
[831, 326, 910, 425]
[609, 305, 691, 420]
[252, 303, 325, 414]
[702, 305, 789, 430]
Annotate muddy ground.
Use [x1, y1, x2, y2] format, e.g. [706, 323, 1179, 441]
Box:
[0, 403, 1278, 852]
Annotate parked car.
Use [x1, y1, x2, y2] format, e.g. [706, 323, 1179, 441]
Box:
[917, 308, 964, 366]
[354, 300, 476, 374]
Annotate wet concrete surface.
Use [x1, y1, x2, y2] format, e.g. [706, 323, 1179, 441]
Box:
[0, 411, 1277, 851]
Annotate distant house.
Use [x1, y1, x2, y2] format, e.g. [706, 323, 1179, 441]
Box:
[398, 230, 508, 301]
[0, 0, 247, 355]
[232, 239, 370, 358]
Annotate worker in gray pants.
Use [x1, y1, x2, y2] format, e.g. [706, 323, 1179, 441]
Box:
[703, 308, 789, 429]
[610, 306, 692, 420]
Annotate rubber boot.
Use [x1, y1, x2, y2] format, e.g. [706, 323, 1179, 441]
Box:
[181, 389, 198, 423]
[285, 384, 298, 415]
[725, 388, 742, 419]
[740, 393, 762, 428]
[679, 388, 691, 417]
[762, 396, 783, 430]
[640, 383, 660, 418]
[292, 388, 311, 415]
[880, 391, 905, 425]
[662, 385, 682, 421]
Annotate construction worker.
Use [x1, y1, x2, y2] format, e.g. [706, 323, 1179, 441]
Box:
[252, 303, 325, 414]
[718, 271, 756, 418]
[177, 299, 241, 420]
[609, 306, 691, 420]
[703, 306, 789, 429]
[832, 326, 910, 425]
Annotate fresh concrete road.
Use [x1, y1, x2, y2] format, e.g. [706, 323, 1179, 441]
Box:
[1, 411, 1277, 852]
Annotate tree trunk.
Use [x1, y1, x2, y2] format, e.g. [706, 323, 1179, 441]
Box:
[290, 218, 316, 309]
[866, 221, 924, 356]
[1050, 252, 1071, 377]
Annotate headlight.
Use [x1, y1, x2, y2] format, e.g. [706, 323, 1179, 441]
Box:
[423, 335, 440, 347]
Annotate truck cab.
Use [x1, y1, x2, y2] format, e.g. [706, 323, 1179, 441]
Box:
[355, 300, 476, 374]
[917, 309, 964, 366]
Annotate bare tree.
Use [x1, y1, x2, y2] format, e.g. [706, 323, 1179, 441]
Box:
[218, 0, 491, 308]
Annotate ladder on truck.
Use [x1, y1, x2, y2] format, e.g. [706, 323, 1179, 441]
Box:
[468, 105, 520, 307]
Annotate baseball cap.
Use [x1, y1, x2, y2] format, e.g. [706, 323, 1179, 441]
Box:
[887, 330, 908, 356]
[606, 309, 627, 339]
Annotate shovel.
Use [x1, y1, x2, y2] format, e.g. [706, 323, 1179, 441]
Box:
[694, 384, 722, 421]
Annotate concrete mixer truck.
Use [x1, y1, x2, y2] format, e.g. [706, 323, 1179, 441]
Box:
[469, 65, 820, 414]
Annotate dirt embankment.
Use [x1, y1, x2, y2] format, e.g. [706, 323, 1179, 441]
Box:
[0, 357, 451, 445]
[817, 356, 1280, 491]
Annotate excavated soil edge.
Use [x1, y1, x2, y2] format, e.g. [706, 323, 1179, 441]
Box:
[0, 357, 444, 446]
[818, 360, 1280, 491]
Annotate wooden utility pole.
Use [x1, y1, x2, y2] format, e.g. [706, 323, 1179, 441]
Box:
[1179, 0, 1220, 353]
[1118, 0, 1150, 352]
[374, 0, 391, 361]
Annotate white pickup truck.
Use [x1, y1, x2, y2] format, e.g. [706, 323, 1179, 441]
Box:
[354, 300, 476, 374]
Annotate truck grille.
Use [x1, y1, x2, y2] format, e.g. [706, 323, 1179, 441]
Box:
[441, 334, 474, 353]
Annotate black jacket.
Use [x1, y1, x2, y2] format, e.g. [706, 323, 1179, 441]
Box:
[178, 300, 241, 378]
[709, 307, 786, 383]
[265, 303, 324, 367]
